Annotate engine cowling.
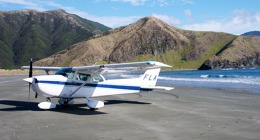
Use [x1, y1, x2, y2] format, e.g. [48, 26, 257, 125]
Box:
[87, 100, 104, 110]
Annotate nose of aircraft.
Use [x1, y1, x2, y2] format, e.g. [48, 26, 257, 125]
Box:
[23, 77, 33, 83]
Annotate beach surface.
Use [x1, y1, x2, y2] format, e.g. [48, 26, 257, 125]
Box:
[0, 75, 260, 140]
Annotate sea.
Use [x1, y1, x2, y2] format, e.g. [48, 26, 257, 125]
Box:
[157, 68, 260, 94]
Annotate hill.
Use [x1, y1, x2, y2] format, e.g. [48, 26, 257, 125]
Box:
[241, 31, 260, 36]
[0, 9, 111, 69]
[35, 16, 260, 70]
[199, 36, 260, 69]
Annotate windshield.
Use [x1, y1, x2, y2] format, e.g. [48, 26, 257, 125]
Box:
[55, 68, 74, 78]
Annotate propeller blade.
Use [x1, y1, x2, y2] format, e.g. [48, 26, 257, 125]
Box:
[27, 58, 38, 99]
[28, 58, 33, 100]
[28, 84, 31, 101]
[29, 58, 33, 77]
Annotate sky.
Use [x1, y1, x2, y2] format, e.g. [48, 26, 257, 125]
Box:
[0, 0, 259, 35]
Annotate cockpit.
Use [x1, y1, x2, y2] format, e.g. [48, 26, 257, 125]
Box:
[55, 67, 105, 82]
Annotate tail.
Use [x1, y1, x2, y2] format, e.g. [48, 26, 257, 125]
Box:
[140, 68, 174, 91]
[140, 68, 161, 87]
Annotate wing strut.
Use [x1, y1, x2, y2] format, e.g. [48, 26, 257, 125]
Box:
[68, 81, 89, 97]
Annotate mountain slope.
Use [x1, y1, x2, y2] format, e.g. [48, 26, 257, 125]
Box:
[0, 9, 110, 69]
[241, 31, 260, 36]
[199, 36, 260, 69]
[35, 16, 236, 69]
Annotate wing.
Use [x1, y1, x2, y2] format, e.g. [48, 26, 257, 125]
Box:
[21, 66, 61, 70]
[21, 66, 61, 74]
[73, 61, 172, 74]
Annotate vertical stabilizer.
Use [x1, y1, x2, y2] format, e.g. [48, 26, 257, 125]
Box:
[140, 68, 161, 87]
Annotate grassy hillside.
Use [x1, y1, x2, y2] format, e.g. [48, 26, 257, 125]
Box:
[36, 17, 247, 70]
[129, 32, 237, 70]
[0, 9, 110, 69]
[200, 36, 260, 69]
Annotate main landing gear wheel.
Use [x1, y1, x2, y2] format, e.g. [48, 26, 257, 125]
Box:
[86, 100, 104, 111]
[58, 98, 74, 107]
[89, 108, 98, 111]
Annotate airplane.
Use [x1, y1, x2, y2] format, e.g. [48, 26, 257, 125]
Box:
[21, 59, 174, 110]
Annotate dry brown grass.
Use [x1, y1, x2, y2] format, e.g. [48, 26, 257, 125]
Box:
[0, 69, 46, 76]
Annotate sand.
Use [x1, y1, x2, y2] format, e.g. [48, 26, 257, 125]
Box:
[0, 75, 260, 140]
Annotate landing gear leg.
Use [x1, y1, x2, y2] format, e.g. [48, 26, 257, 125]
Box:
[58, 98, 74, 107]
[46, 97, 51, 102]
[62, 99, 69, 107]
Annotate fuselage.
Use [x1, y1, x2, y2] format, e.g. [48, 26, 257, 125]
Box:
[31, 75, 143, 98]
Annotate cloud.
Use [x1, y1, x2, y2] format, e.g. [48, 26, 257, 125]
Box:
[184, 9, 191, 17]
[0, 0, 141, 28]
[110, 0, 194, 6]
[111, 0, 148, 6]
[0, 0, 46, 10]
[151, 13, 181, 25]
[90, 16, 141, 27]
[181, 9, 260, 35]
[181, 0, 194, 4]
[43, 1, 141, 27]
[152, 0, 169, 7]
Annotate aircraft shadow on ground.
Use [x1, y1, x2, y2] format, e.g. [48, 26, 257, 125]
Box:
[104, 100, 151, 105]
[0, 100, 106, 115]
[0, 100, 151, 115]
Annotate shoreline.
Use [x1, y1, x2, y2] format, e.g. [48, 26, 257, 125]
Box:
[171, 84, 260, 95]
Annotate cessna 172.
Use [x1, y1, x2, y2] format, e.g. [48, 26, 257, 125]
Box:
[22, 60, 173, 110]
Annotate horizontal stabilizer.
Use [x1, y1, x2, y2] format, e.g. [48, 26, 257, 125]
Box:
[140, 86, 174, 91]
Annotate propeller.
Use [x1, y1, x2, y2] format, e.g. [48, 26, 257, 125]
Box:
[27, 58, 38, 101]
[28, 58, 32, 101]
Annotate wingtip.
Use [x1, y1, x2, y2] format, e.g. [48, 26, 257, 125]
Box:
[146, 61, 172, 68]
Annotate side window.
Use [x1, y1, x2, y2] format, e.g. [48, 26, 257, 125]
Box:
[77, 73, 91, 81]
[92, 75, 104, 82]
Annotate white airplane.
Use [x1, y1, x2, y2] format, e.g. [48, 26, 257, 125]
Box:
[21, 60, 173, 110]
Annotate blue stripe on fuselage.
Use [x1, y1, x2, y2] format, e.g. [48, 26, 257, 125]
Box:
[37, 80, 140, 90]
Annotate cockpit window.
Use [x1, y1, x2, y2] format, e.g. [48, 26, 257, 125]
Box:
[77, 73, 91, 81]
[55, 68, 74, 78]
[55, 68, 105, 82]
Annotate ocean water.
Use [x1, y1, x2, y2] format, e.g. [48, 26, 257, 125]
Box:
[157, 69, 260, 94]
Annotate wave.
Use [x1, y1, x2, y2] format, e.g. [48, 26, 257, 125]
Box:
[199, 74, 246, 78]
[158, 76, 260, 85]
[200, 75, 209, 78]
